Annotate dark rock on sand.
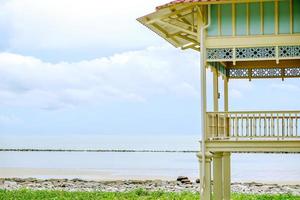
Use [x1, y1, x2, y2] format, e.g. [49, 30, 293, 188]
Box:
[177, 176, 192, 184]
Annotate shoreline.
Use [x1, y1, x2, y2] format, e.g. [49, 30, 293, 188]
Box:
[1, 168, 299, 185]
[1, 178, 299, 195]
[1, 167, 300, 185]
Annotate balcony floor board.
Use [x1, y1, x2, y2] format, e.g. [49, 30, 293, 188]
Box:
[205, 140, 300, 153]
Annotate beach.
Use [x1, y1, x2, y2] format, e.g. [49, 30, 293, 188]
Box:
[1, 151, 300, 183]
[1, 150, 300, 196]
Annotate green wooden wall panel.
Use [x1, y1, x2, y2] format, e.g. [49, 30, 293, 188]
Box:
[264, 2, 275, 35]
[293, 0, 300, 33]
[250, 3, 261, 35]
[221, 4, 232, 36]
[208, 5, 219, 36]
[279, 0, 291, 34]
[236, 3, 247, 36]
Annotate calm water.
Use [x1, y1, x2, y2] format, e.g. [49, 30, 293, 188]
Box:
[0, 135, 299, 183]
[0, 151, 300, 183]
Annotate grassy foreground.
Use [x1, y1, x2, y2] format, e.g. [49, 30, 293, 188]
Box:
[0, 189, 299, 200]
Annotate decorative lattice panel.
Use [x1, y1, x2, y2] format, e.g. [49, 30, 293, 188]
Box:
[252, 68, 281, 78]
[207, 46, 300, 61]
[228, 69, 249, 78]
[285, 68, 300, 77]
[235, 47, 276, 59]
[279, 46, 300, 58]
[207, 48, 233, 60]
[228, 67, 300, 79]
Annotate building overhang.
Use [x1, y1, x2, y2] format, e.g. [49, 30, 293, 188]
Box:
[138, 0, 300, 79]
[137, 0, 281, 51]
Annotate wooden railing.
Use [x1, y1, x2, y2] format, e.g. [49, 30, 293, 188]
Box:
[206, 111, 300, 140]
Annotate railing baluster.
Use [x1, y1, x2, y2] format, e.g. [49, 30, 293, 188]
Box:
[247, 114, 249, 137]
[214, 114, 216, 139]
[223, 114, 225, 139]
[238, 115, 240, 138]
[259, 114, 261, 137]
[217, 113, 220, 139]
[270, 114, 273, 137]
[268, 116, 272, 137]
[250, 114, 252, 138]
[207, 114, 209, 139]
[287, 114, 290, 137]
[235, 114, 238, 140]
[296, 114, 298, 137]
[282, 114, 284, 138]
[241, 115, 243, 137]
[289, 113, 293, 137]
[271, 114, 275, 137]
[253, 115, 256, 138]
[264, 115, 267, 138]
[230, 116, 232, 138]
[208, 114, 210, 139]
[277, 113, 280, 140]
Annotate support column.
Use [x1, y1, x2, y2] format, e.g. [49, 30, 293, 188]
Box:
[224, 76, 229, 137]
[213, 68, 219, 112]
[223, 152, 231, 200]
[197, 153, 212, 200]
[224, 76, 228, 112]
[223, 76, 231, 200]
[213, 152, 223, 200]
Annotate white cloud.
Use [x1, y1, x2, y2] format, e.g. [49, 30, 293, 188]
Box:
[0, 0, 168, 52]
[0, 46, 199, 109]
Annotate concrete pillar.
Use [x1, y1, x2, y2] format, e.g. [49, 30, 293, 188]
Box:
[223, 152, 231, 200]
[197, 153, 212, 200]
[213, 152, 223, 200]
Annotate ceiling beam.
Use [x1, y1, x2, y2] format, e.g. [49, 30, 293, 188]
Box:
[157, 20, 198, 37]
[151, 23, 180, 46]
[146, 5, 195, 25]
[226, 59, 300, 69]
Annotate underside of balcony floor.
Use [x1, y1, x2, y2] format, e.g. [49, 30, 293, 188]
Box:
[205, 140, 300, 153]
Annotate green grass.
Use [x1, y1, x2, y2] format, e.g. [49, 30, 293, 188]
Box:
[0, 189, 299, 200]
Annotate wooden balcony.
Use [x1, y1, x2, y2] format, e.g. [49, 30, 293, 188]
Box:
[206, 111, 300, 141]
[205, 111, 300, 153]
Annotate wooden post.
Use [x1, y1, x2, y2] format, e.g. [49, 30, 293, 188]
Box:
[198, 153, 212, 200]
[224, 76, 230, 137]
[197, 5, 210, 200]
[223, 76, 231, 200]
[212, 68, 224, 200]
[213, 68, 219, 112]
[224, 76, 229, 112]
[223, 152, 231, 200]
[213, 152, 223, 200]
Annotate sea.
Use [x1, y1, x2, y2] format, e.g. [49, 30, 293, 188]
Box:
[0, 135, 299, 184]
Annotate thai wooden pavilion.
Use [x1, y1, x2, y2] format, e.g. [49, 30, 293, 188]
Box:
[138, 0, 300, 199]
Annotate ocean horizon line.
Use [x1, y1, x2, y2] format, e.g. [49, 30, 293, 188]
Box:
[0, 149, 199, 153]
[1, 149, 299, 154]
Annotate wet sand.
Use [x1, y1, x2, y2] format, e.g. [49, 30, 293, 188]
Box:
[0, 168, 177, 181]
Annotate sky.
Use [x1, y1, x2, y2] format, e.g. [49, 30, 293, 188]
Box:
[0, 0, 299, 148]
